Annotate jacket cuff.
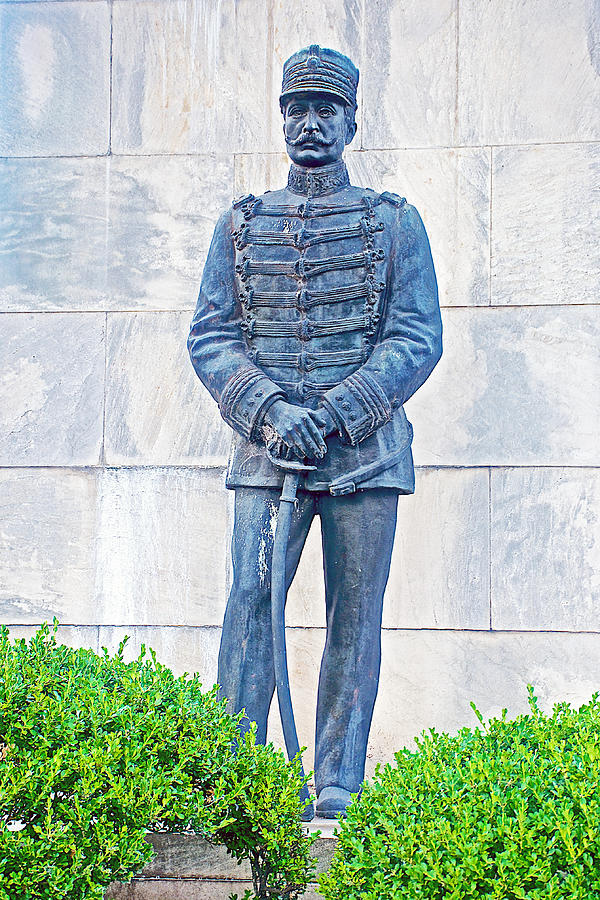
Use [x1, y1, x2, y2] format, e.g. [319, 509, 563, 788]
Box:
[220, 368, 286, 440]
[322, 371, 392, 445]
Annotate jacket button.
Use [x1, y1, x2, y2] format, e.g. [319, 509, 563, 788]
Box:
[349, 413, 357, 421]
[255, 390, 264, 398]
[335, 394, 343, 402]
[342, 402, 351, 411]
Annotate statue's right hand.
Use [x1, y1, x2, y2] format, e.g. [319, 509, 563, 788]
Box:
[262, 400, 327, 460]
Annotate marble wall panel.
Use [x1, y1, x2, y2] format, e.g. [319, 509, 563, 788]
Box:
[0, 470, 98, 625]
[386, 468, 489, 628]
[285, 519, 326, 628]
[492, 144, 600, 306]
[104, 312, 230, 466]
[112, 0, 271, 155]
[0, 158, 108, 312]
[233, 152, 290, 196]
[95, 468, 230, 626]
[458, 0, 600, 145]
[407, 306, 600, 467]
[491, 467, 600, 631]
[0, 313, 105, 466]
[0, 1, 110, 155]
[285, 468, 490, 630]
[362, 0, 457, 149]
[267, 628, 600, 776]
[234, 148, 490, 308]
[346, 149, 490, 307]
[105, 155, 233, 312]
[0, 156, 232, 313]
[370, 630, 600, 770]
[97, 625, 221, 687]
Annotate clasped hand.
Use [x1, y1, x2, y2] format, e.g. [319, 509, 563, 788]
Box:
[262, 400, 336, 460]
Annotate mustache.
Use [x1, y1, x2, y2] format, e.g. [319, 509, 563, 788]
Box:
[285, 133, 338, 147]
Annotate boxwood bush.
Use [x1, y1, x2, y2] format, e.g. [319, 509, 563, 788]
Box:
[319, 687, 600, 900]
[0, 624, 315, 900]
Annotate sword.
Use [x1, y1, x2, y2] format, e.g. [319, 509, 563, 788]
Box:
[266, 446, 317, 822]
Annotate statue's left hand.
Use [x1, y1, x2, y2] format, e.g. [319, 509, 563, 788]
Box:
[312, 407, 337, 438]
[262, 400, 328, 459]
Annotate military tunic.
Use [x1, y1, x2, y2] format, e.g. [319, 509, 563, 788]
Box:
[188, 159, 442, 495]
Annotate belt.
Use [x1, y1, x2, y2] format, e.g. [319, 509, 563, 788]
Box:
[327, 425, 413, 496]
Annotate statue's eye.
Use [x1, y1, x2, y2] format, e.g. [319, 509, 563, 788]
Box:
[288, 107, 304, 117]
[318, 107, 334, 117]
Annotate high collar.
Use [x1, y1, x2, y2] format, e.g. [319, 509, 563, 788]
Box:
[287, 160, 350, 197]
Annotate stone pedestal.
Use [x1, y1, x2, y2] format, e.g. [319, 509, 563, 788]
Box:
[106, 821, 338, 899]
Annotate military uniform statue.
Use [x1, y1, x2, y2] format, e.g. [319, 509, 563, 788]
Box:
[188, 46, 442, 818]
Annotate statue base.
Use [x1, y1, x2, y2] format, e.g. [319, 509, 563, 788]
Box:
[106, 828, 338, 899]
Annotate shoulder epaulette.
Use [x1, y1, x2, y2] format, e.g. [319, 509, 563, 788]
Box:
[232, 193, 256, 209]
[380, 191, 407, 209]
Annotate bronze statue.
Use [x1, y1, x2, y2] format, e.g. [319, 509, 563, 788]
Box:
[188, 45, 442, 819]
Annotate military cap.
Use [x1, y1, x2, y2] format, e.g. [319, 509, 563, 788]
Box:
[280, 45, 359, 110]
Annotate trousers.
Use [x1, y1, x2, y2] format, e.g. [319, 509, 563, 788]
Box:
[217, 486, 399, 794]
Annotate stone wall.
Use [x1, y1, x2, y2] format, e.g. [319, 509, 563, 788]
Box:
[1, 0, 599, 778]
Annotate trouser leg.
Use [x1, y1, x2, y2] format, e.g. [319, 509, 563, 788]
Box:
[217, 487, 315, 743]
[314, 488, 399, 795]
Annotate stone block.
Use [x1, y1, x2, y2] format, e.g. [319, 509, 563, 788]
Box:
[97, 625, 220, 687]
[285, 519, 325, 628]
[106, 883, 253, 900]
[105, 155, 234, 311]
[0, 470, 98, 625]
[0, 156, 232, 313]
[362, 0, 457, 148]
[95, 469, 231, 627]
[104, 312, 230, 466]
[108, 881, 322, 900]
[370, 630, 600, 768]
[0, 1, 110, 155]
[234, 152, 290, 196]
[407, 306, 600, 467]
[0, 158, 108, 312]
[347, 149, 490, 307]
[492, 144, 600, 306]
[0, 313, 105, 466]
[285, 468, 490, 630]
[112, 0, 270, 154]
[142, 834, 251, 880]
[386, 468, 489, 628]
[491, 468, 600, 631]
[267, 628, 600, 777]
[458, 0, 600, 144]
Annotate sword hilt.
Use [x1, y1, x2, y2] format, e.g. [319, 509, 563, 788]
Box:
[266, 448, 317, 473]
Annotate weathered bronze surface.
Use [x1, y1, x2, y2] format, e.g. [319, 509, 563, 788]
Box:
[188, 45, 442, 818]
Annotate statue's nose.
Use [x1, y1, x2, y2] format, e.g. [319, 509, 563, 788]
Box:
[303, 112, 318, 133]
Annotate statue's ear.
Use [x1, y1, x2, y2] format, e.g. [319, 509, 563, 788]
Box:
[345, 120, 358, 145]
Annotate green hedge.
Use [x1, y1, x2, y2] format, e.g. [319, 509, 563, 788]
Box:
[0, 624, 315, 900]
[319, 688, 600, 900]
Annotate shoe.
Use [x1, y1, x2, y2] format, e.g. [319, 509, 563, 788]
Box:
[300, 801, 315, 822]
[315, 786, 352, 819]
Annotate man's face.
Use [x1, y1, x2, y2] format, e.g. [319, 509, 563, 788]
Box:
[283, 92, 356, 168]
